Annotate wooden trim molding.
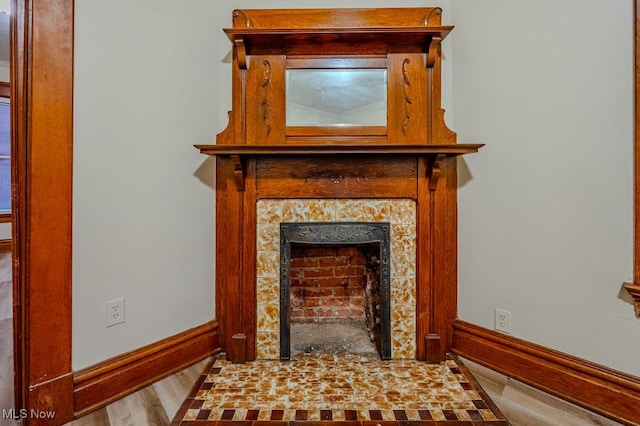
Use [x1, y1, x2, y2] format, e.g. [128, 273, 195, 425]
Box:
[452, 320, 640, 426]
[73, 321, 221, 419]
[627, 0, 640, 314]
[12, 0, 75, 423]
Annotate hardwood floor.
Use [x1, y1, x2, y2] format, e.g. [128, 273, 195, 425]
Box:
[462, 358, 623, 426]
[65, 358, 210, 426]
[0, 317, 18, 426]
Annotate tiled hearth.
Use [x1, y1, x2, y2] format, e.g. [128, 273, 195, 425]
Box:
[255, 198, 417, 360]
[171, 353, 509, 425]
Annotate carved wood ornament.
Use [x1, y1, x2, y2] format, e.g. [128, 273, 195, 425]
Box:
[197, 8, 483, 362]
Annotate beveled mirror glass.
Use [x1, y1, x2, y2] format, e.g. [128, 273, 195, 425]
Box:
[286, 69, 387, 127]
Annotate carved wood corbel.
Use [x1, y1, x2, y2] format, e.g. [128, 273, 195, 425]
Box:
[234, 38, 247, 69]
[428, 154, 446, 191]
[426, 36, 441, 68]
[623, 282, 640, 317]
[230, 155, 245, 191]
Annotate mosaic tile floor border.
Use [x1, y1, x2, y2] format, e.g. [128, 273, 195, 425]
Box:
[171, 353, 509, 425]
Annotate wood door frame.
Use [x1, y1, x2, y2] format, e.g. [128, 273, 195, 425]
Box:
[12, 0, 74, 423]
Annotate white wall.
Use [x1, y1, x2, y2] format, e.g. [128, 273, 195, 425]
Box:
[453, 0, 639, 375]
[73, 1, 221, 369]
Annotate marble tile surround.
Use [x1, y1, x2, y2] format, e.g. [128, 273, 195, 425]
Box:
[256, 199, 417, 360]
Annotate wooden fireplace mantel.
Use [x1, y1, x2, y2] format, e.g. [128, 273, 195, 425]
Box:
[195, 143, 483, 156]
[206, 7, 480, 363]
[196, 143, 483, 192]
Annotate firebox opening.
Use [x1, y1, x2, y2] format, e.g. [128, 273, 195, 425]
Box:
[289, 243, 382, 358]
[280, 222, 391, 361]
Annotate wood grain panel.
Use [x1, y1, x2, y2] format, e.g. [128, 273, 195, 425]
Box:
[12, 0, 75, 423]
[433, 157, 458, 357]
[241, 159, 257, 361]
[415, 158, 432, 361]
[73, 321, 220, 418]
[388, 53, 428, 145]
[245, 55, 285, 146]
[452, 320, 640, 426]
[216, 157, 244, 354]
[256, 156, 418, 199]
[427, 46, 456, 145]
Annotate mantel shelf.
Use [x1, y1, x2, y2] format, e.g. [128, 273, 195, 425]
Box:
[196, 143, 483, 192]
[195, 143, 483, 157]
[225, 26, 453, 43]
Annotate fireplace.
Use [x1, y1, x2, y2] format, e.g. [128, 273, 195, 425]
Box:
[279, 222, 392, 360]
[198, 7, 483, 364]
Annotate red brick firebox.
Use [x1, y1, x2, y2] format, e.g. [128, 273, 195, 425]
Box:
[289, 246, 368, 323]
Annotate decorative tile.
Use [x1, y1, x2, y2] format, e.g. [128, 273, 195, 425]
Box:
[390, 198, 417, 225]
[256, 302, 279, 332]
[360, 199, 391, 222]
[256, 199, 283, 224]
[391, 250, 416, 279]
[257, 223, 279, 251]
[307, 199, 337, 221]
[391, 224, 417, 260]
[391, 302, 417, 334]
[256, 332, 279, 359]
[335, 199, 364, 221]
[256, 250, 279, 278]
[391, 332, 416, 359]
[282, 199, 310, 222]
[256, 277, 279, 306]
[172, 354, 508, 424]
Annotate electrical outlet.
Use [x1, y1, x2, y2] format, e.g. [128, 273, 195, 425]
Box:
[494, 308, 511, 334]
[106, 298, 125, 327]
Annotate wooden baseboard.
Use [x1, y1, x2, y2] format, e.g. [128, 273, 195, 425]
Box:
[452, 320, 640, 426]
[73, 320, 220, 418]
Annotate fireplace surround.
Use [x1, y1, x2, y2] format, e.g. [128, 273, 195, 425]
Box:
[255, 199, 418, 360]
[197, 7, 482, 363]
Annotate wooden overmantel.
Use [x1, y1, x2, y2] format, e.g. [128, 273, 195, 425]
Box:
[199, 7, 482, 363]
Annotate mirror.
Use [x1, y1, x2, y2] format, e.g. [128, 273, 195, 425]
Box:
[286, 69, 387, 127]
